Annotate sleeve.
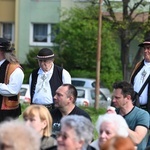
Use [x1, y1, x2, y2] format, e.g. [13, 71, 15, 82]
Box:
[137, 110, 150, 129]
[0, 68, 24, 96]
[62, 69, 71, 84]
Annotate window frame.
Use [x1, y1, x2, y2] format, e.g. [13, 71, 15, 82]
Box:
[0, 23, 15, 43]
[30, 23, 55, 46]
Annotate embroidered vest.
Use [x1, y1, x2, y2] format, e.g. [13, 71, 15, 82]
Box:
[0, 61, 21, 110]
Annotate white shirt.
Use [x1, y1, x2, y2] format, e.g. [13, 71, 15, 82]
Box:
[0, 60, 24, 97]
[134, 61, 150, 105]
[29, 63, 71, 104]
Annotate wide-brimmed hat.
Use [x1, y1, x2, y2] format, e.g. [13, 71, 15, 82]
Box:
[0, 38, 15, 52]
[138, 38, 150, 47]
[36, 48, 55, 60]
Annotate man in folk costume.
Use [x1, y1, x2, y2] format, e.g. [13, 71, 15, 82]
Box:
[29, 48, 71, 110]
[0, 38, 24, 122]
[131, 37, 150, 112]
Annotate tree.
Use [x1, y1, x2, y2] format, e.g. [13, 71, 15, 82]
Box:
[100, 0, 150, 80]
[53, 5, 122, 90]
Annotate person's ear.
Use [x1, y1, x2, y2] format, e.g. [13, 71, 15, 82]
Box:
[69, 95, 74, 103]
[42, 120, 47, 129]
[77, 140, 84, 150]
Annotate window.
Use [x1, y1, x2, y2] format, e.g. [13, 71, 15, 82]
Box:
[30, 23, 57, 46]
[1, 23, 14, 42]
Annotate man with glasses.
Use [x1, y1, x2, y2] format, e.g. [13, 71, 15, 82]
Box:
[29, 48, 71, 110]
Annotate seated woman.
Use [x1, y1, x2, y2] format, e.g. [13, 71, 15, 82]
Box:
[90, 113, 129, 150]
[56, 115, 95, 150]
[23, 105, 57, 150]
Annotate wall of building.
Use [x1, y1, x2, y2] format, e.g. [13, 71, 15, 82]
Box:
[0, 0, 15, 22]
[17, 0, 60, 64]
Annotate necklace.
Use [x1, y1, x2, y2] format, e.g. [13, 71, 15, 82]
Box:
[141, 70, 147, 83]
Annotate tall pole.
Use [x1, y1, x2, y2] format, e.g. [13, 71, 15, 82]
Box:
[95, 0, 102, 109]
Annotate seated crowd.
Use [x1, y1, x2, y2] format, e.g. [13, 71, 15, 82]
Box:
[0, 82, 149, 150]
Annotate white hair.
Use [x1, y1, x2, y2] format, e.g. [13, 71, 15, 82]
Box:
[96, 113, 129, 137]
[61, 115, 94, 149]
[0, 119, 41, 150]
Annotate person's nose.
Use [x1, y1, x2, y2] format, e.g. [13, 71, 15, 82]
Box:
[100, 131, 107, 138]
[25, 120, 31, 126]
[112, 97, 116, 102]
[54, 95, 57, 101]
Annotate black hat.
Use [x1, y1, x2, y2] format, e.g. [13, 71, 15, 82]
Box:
[37, 48, 55, 60]
[0, 38, 15, 52]
[138, 38, 150, 47]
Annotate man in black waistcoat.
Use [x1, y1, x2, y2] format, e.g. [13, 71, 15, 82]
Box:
[0, 37, 24, 122]
[131, 37, 150, 112]
[30, 48, 71, 110]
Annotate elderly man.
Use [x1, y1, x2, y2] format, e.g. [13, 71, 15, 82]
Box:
[50, 84, 91, 136]
[131, 37, 150, 112]
[29, 48, 71, 110]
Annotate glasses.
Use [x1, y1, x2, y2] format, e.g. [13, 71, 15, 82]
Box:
[56, 132, 69, 140]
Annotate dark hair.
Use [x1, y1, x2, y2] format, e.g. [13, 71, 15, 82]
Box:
[62, 84, 77, 103]
[112, 81, 135, 100]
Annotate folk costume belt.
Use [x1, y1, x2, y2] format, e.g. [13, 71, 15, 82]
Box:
[32, 103, 54, 110]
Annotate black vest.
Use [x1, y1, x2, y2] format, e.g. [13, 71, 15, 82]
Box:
[0, 60, 9, 107]
[30, 65, 63, 104]
[131, 60, 150, 113]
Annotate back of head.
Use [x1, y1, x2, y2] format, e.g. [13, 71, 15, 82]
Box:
[23, 104, 53, 136]
[0, 37, 18, 63]
[0, 120, 41, 150]
[61, 115, 94, 147]
[96, 114, 129, 137]
[101, 136, 135, 150]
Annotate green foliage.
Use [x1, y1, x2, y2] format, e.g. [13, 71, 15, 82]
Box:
[53, 5, 122, 90]
[22, 47, 40, 83]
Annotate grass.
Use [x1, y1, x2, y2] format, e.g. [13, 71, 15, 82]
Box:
[80, 106, 106, 139]
[20, 104, 106, 139]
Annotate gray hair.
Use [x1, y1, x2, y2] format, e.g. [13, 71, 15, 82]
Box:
[0, 120, 41, 150]
[61, 115, 94, 149]
[96, 114, 129, 137]
[4, 51, 19, 63]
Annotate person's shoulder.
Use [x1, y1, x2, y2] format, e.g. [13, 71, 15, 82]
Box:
[135, 106, 149, 114]
[41, 136, 57, 150]
[44, 145, 57, 150]
[54, 64, 63, 69]
[87, 145, 97, 150]
[71, 106, 91, 120]
[50, 108, 60, 114]
[31, 68, 39, 74]
[90, 139, 99, 150]
[43, 136, 57, 145]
